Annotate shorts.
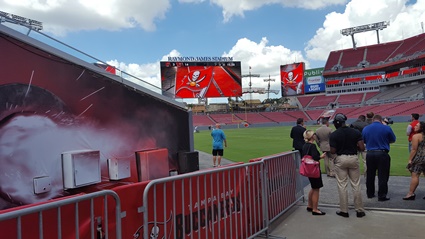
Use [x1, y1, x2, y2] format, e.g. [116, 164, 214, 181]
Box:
[212, 149, 224, 156]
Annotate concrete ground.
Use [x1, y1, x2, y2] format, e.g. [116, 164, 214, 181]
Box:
[197, 150, 425, 239]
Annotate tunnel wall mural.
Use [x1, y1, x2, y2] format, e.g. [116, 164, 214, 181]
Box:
[0, 27, 191, 209]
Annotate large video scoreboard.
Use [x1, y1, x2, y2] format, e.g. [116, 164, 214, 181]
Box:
[160, 61, 242, 99]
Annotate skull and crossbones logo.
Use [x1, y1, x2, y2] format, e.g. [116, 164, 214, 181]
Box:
[187, 70, 206, 87]
[150, 226, 162, 239]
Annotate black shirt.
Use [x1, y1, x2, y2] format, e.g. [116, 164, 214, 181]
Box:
[302, 142, 321, 161]
[330, 126, 363, 155]
[290, 124, 306, 151]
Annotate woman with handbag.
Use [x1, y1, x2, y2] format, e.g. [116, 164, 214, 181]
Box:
[403, 121, 425, 200]
[302, 130, 326, 215]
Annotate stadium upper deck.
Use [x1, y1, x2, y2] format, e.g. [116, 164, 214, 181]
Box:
[323, 32, 425, 76]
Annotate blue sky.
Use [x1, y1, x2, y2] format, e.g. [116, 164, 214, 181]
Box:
[1, 0, 424, 102]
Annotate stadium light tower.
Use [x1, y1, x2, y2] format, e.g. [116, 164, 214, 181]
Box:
[341, 21, 389, 49]
[0, 11, 43, 35]
[263, 75, 275, 102]
[242, 66, 260, 107]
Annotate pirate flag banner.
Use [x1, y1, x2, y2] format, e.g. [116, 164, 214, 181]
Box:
[160, 61, 242, 100]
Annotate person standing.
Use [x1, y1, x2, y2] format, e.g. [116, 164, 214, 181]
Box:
[330, 113, 366, 218]
[290, 118, 306, 155]
[350, 114, 369, 177]
[315, 117, 335, 177]
[403, 121, 425, 200]
[366, 112, 374, 125]
[407, 113, 420, 153]
[302, 130, 326, 216]
[362, 114, 396, 201]
[211, 123, 227, 167]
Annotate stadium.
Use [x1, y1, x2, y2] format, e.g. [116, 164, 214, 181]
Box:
[1, 11, 425, 239]
[190, 27, 425, 129]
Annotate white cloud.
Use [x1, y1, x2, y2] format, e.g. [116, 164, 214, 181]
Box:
[224, 37, 306, 74]
[1, 0, 171, 36]
[3, 0, 424, 102]
[178, 0, 206, 3]
[305, 0, 425, 61]
[108, 37, 304, 101]
[224, 37, 304, 99]
[209, 0, 348, 22]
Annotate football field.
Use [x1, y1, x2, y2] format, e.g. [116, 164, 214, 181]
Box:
[194, 122, 412, 176]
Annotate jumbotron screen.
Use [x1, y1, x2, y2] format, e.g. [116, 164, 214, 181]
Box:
[160, 61, 242, 99]
[280, 62, 305, 96]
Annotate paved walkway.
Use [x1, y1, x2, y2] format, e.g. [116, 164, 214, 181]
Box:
[197, 150, 425, 239]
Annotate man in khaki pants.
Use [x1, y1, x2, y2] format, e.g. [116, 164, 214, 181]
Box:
[315, 117, 335, 177]
[330, 113, 366, 218]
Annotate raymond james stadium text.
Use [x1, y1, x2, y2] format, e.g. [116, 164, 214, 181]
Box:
[167, 57, 234, 62]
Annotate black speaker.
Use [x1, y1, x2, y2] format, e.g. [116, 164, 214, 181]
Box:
[178, 151, 199, 174]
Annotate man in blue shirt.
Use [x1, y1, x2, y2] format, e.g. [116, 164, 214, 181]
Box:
[362, 114, 396, 201]
[211, 123, 227, 167]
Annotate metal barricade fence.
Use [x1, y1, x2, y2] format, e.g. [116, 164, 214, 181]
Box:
[260, 151, 304, 224]
[0, 151, 302, 239]
[0, 190, 122, 239]
[141, 150, 303, 239]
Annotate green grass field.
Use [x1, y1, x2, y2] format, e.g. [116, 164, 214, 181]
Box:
[194, 122, 411, 176]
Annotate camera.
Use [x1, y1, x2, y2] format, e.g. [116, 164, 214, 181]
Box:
[383, 117, 393, 125]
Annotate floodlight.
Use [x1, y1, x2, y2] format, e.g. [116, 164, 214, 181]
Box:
[0, 11, 43, 31]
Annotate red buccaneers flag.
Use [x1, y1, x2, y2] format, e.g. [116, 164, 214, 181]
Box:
[175, 67, 213, 98]
[174, 66, 242, 99]
[280, 63, 304, 96]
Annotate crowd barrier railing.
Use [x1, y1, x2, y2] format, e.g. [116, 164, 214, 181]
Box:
[260, 151, 304, 224]
[0, 190, 122, 239]
[0, 151, 302, 239]
[141, 150, 303, 239]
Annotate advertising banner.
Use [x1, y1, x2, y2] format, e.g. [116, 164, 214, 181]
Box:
[304, 67, 325, 93]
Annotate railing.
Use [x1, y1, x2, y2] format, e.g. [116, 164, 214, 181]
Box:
[0, 190, 122, 239]
[141, 151, 303, 239]
[0, 151, 302, 239]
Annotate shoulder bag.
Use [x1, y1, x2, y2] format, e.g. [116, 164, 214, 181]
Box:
[300, 144, 320, 178]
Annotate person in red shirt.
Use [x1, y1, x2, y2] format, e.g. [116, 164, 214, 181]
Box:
[407, 113, 420, 152]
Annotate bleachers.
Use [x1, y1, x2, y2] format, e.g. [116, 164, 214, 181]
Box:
[402, 100, 425, 115]
[404, 36, 425, 56]
[333, 107, 354, 116]
[364, 92, 380, 101]
[324, 33, 425, 73]
[336, 93, 364, 105]
[191, 100, 424, 127]
[260, 112, 297, 123]
[308, 95, 337, 108]
[366, 42, 400, 64]
[304, 109, 325, 121]
[385, 34, 425, 60]
[372, 84, 420, 101]
[297, 95, 314, 107]
[208, 114, 240, 125]
[284, 110, 309, 120]
[376, 101, 425, 117]
[339, 48, 365, 68]
[192, 114, 215, 126]
[235, 113, 275, 124]
[324, 51, 342, 70]
[340, 105, 382, 119]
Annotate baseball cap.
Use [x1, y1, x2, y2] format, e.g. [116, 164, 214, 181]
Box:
[334, 113, 347, 123]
